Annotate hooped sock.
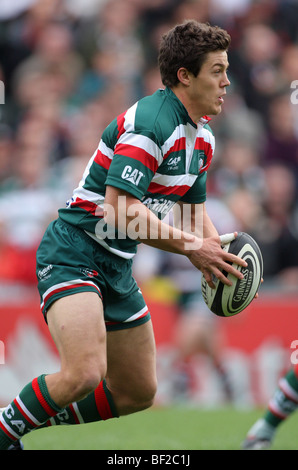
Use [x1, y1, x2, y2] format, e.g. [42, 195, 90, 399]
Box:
[0, 374, 61, 449]
[44, 379, 118, 426]
[265, 368, 298, 428]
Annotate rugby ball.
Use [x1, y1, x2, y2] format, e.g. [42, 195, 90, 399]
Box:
[201, 232, 263, 317]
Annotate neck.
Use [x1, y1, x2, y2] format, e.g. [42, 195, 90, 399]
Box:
[170, 86, 202, 124]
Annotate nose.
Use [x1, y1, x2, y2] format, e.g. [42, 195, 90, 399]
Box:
[222, 72, 230, 87]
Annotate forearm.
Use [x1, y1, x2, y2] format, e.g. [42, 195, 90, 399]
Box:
[104, 188, 201, 255]
[104, 186, 247, 288]
[202, 208, 219, 238]
[173, 201, 218, 239]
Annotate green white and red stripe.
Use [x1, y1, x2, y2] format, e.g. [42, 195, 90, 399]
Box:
[59, 87, 215, 258]
[268, 377, 298, 419]
[45, 380, 118, 426]
[40, 279, 102, 311]
[0, 375, 61, 443]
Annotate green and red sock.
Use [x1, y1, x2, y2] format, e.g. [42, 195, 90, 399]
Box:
[265, 366, 298, 428]
[0, 374, 61, 449]
[0, 377, 118, 449]
[44, 379, 118, 426]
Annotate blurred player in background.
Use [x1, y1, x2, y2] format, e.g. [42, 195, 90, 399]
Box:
[133, 195, 237, 404]
[0, 20, 248, 450]
[242, 364, 298, 449]
[159, 249, 233, 402]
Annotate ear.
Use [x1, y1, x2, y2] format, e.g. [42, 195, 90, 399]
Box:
[177, 67, 191, 86]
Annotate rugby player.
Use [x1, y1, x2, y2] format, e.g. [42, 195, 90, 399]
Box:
[0, 20, 247, 449]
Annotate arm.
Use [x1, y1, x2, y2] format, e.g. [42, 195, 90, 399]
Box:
[104, 186, 246, 288]
[173, 201, 218, 238]
[104, 186, 197, 255]
[173, 200, 237, 287]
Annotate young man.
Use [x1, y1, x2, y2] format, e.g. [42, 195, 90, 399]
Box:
[242, 365, 298, 449]
[0, 20, 248, 450]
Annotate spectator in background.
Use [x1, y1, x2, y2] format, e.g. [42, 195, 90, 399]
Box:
[225, 163, 298, 286]
[72, 0, 145, 106]
[279, 44, 298, 87]
[234, 23, 282, 119]
[0, 112, 63, 250]
[209, 0, 253, 27]
[262, 93, 298, 181]
[277, 0, 298, 43]
[212, 139, 265, 197]
[225, 188, 263, 235]
[13, 21, 84, 105]
[0, 125, 14, 192]
[259, 163, 298, 288]
[0, 0, 296, 341]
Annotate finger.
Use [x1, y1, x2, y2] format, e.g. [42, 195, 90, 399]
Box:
[214, 271, 233, 286]
[219, 260, 245, 281]
[254, 278, 263, 298]
[223, 252, 248, 268]
[202, 270, 216, 289]
[219, 232, 237, 245]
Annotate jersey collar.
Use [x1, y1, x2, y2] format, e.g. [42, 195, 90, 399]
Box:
[165, 87, 212, 128]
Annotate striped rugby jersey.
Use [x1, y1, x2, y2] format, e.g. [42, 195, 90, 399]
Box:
[59, 87, 215, 258]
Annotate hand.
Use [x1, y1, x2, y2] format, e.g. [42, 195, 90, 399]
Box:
[187, 232, 247, 289]
[219, 232, 237, 245]
[254, 277, 264, 299]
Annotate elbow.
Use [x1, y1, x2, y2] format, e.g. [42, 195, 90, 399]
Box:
[103, 203, 118, 229]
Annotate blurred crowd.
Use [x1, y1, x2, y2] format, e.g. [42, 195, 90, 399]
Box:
[0, 0, 297, 290]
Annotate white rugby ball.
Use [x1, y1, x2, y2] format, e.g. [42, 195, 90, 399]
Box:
[201, 232, 263, 317]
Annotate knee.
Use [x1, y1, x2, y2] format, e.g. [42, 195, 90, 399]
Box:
[71, 372, 102, 401]
[119, 379, 158, 415]
[62, 361, 107, 405]
[138, 380, 158, 410]
[136, 391, 156, 412]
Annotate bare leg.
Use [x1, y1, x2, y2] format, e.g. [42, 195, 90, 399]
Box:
[45, 292, 107, 408]
[106, 320, 157, 416]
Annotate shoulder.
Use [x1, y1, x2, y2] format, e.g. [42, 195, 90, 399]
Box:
[204, 123, 214, 136]
[135, 90, 174, 134]
[101, 91, 167, 145]
[199, 122, 215, 151]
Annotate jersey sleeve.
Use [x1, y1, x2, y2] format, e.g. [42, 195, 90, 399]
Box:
[105, 130, 162, 199]
[179, 171, 207, 204]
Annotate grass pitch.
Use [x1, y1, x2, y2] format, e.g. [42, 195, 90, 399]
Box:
[21, 406, 297, 451]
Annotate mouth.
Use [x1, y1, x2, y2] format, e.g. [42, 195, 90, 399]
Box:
[218, 93, 226, 104]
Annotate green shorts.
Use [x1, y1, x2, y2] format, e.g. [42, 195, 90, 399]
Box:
[36, 218, 150, 331]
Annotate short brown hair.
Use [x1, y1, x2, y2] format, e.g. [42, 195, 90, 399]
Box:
[158, 20, 231, 88]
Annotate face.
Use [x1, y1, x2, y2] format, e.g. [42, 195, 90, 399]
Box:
[185, 50, 230, 119]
